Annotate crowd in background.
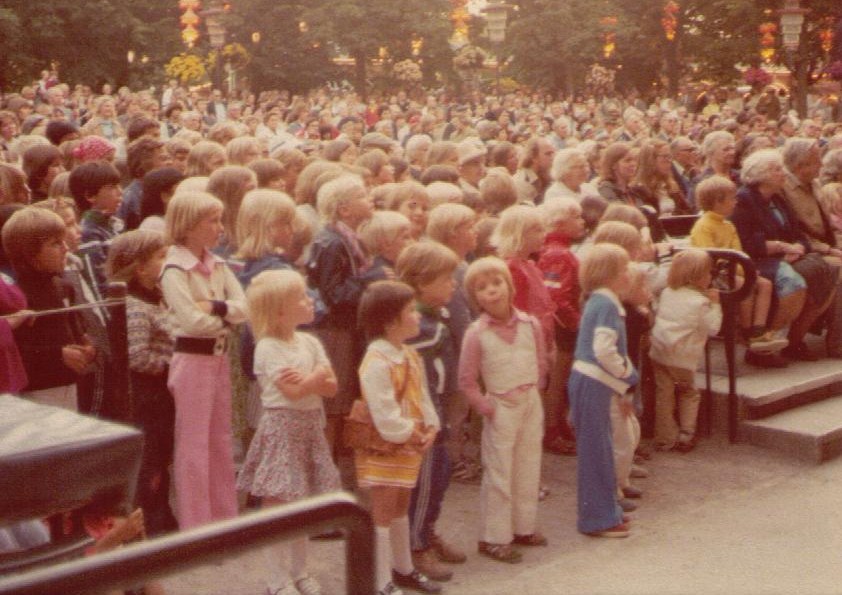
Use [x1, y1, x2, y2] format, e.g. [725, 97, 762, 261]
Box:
[2, 72, 842, 595]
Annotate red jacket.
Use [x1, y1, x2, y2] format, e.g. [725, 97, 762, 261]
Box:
[536, 231, 581, 330]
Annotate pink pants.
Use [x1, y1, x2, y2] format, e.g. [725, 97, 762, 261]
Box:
[169, 352, 237, 530]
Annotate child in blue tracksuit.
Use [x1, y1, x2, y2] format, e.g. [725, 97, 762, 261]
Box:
[396, 240, 467, 581]
[568, 243, 639, 538]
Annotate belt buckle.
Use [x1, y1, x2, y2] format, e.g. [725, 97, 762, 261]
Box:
[213, 335, 227, 356]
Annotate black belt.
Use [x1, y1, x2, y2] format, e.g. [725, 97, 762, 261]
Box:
[174, 336, 228, 355]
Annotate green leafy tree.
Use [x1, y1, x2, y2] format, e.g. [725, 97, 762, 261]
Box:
[300, 0, 454, 98]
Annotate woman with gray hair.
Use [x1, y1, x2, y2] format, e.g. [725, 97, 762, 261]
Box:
[819, 148, 842, 186]
[543, 147, 599, 207]
[732, 148, 837, 365]
[694, 130, 738, 185]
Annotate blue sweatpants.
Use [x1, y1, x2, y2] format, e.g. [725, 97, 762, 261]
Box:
[409, 434, 451, 551]
[568, 370, 623, 534]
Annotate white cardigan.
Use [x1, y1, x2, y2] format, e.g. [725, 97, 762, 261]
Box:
[649, 286, 722, 372]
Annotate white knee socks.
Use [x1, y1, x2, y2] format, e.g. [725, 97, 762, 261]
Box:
[390, 516, 413, 575]
[376, 525, 392, 591]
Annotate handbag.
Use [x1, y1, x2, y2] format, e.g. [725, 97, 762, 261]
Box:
[343, 353, 413, 455]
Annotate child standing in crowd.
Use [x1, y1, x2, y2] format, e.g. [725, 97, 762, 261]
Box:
[2, 207, 94, 409]
[307, 174, 378, 460]
[396, 241, 466, 582]
[239, 269, 340, 595]
[234, 189, 299, 445]
[650, 249, 722, 452]
[160, 190, 248, 530]
[425, 203, 480, 483]
[67, 160, 124, 293]
[458, 257, 547, 564]
[568, 243, 637, 538]
[537, 197, 586, 456]
[107, 229, 178, 535]
[383, 181, 431, 241]
[356, 280, 441, 595]
[358, 210, 413, 281]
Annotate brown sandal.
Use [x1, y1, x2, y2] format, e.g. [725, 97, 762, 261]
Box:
[513, 532, 548, 547]
[478, 541, 522, 564]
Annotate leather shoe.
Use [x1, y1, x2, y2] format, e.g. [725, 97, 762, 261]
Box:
[745, 350, 788, 368]
[430, 534, 466, 564]
[411, 549, 452, 582]
[782, 341, 819, 362]
[622, 485, 643, 499]
[393, 569, 442, 594]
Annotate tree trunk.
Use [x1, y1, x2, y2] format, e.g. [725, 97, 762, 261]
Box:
[353, 48, 368, 101]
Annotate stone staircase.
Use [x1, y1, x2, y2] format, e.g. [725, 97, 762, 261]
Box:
[695, 335, 842, 463]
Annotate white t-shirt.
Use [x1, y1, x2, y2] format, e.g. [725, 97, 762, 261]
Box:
[254, 332, 331, 410]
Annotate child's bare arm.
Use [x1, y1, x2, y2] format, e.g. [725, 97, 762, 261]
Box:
[274, 365, 336, 399]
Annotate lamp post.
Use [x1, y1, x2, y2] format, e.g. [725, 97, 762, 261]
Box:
[661, 1, 679, 95]
[779, 0, 808, 117]
[202, 0, 227, 94]
[482, 0, 510, 98]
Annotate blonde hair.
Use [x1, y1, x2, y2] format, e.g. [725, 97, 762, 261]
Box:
[246, 269, 308, 340]
[819, 182, 842, 216]
[426, 202, 475, 245]
[107, 229, 166, 282]
[384, 180, 428, 211]
[226, 136, 262, 166]
[395, 240, 459, 290]
[425, 181, 463, 209]
[165, 191, 223, 245]
[668, 248, 712, 289]
[316, 174, 366, 223]
[541, 196, 582, 227]
[235, 189, 297, 259]
[186, 140, 227, 177]
[207, 165, 256, 244]
[479, 167, 518, 215]
[579, 243, 630, 295]
[294, 160, 344, 206]
[463, 256, 514, 313]
[695, 175, 737, 212]
[174, 176, 209, 194]
[358, 210, 411, 256]
[592, 220, 642, 257]
[600, 203, 647, 230]
[492, 204, 543, 258]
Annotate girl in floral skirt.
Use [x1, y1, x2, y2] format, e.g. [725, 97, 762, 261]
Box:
[238, 269, 340, 595]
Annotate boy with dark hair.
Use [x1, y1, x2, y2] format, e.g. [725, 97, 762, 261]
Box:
[68, 160, 123, 292]
[395, 240, 467, 583]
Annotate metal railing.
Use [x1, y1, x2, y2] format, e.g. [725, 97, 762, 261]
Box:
[0, 492, 374, 595]
[699, 248, 757, 442]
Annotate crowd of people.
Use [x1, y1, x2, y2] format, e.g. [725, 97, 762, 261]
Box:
[2, 73, 842, 595]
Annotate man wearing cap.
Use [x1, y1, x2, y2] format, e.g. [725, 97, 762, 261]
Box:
[513, 137, 555, 205]
[457, 138, 487, 206]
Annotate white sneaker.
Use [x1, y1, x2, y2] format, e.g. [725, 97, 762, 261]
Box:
[378, 581, 405, 595]
[267, 583, 301, 595]
[294, 575, 323, 595]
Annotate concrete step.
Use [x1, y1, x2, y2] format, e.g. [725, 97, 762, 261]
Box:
[740, 396, 842, 463]
[696, 334, 842, 418]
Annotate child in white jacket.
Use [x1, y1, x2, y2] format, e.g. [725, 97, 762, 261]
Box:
[649, 249, 722, 452]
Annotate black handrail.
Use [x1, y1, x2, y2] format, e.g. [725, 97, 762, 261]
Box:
[0, 492, 374, 595]
[699, 248, 757, 442]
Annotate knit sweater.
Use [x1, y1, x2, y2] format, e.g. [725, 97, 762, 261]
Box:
[126, 281, 173, 376]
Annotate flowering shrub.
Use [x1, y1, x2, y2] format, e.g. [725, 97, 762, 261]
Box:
[585, 64, 615, 95]
[453, 45, 488, 70]
[207, 43, 251, 71]
[165, 53, 207, 84]
[744, 66, 772, 87]
[393, 59, 422, 83]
